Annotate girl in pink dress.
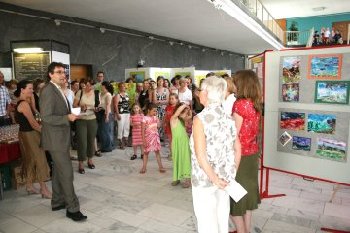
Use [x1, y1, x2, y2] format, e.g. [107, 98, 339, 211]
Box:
[129, 104, 144, 160]
[140, 103, 165, 174]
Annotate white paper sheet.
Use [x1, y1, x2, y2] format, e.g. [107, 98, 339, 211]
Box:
[225, 180, 248, 202]
[71, 107, 81, 116]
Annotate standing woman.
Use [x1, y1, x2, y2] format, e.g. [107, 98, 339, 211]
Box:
[97, 81, 115, 152]
[15, 80, 51, 198]
[138, 79, 151, 111]
[113, 82, 130, 149]
[230, 70, 262, 233]
[73, 80, 97, 174]
[191, 76, 241, 233]
[153, 76, 169, 140]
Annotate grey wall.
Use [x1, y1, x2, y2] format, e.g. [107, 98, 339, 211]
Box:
[0, 4, 245, 81]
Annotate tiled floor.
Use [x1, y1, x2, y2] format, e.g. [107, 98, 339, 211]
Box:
[0, 146, 349, 233]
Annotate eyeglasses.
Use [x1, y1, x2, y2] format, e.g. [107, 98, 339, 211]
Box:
[53, 71, 65, 75]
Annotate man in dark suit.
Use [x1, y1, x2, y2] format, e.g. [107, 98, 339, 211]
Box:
[40, 62, 87, 221]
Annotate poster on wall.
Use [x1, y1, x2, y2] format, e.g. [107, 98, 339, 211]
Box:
[314, 81, 350, 104]
[280, 112, 305, 130]
[13, 52, 50, 81]
[308, 54, 342, 80]
[307, 114, 336, 134]
[281, 56, 301, 83]
[129, 71, 145, 83]
[292, 136, 311, 151]
[316, 138, 347, 162]
[279, 131, 292, 146]
[154, 71, 171, 80]
[282, 83, 299, 102]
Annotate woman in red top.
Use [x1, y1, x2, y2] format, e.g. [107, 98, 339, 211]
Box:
[230, 70, 262, 233]
[164, 93, 179, 159]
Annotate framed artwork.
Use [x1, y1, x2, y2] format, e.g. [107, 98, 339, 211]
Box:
[308, 54, 342, 80]
[281, 56, 301, 83]
[282, 83, 299, 102]
[129, 71, 145, 83]
[314, 81, 350, 104]
[316, 138, 347, 162]
[307, 114, 336, 134]
[279, 131, 292, 147]
[292, 136, 311, 151]
[280, 112, 305, 130]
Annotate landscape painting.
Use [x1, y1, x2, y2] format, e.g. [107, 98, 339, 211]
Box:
[281, 56, 301, 83]
[292, 136, 311, 151]
[315, 81, 349, 104]
[280, 112, 305, 130]
[307, 114, 336, 134]
[282, 83, 299, 102]
[316, 138, 347, 162]
[308, 54, 342, 80]
[279, 131, 292, 147]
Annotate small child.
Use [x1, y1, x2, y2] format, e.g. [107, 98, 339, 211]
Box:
[140, 103, 166, 174]
[130, 104, 144, 160]
[170, 103, 192, 188]
[164, 93, 179, 160]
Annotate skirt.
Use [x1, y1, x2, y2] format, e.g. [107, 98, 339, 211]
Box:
[230, 153, 261, 216]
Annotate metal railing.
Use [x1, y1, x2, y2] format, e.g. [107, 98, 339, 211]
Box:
[285, 28, 313, 47]
[237, 0, 284, 44]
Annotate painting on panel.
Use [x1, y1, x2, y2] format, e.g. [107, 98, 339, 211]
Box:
[281, 56, 301, 83]
[307, 114, 336, 134]
[292, 136, 311, 151]
[280, 112, 305, 130]
[279, 131, 292, 147]
[308, 54, 342, 79]
[282, 83, 299, 102]
[315, 81, 349, 104]
[316, 138, 347, 162]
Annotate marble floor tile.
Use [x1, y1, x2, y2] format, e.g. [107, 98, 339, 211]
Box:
[324, 202, 350, 218]
[263, 219, 316, 233]
[0, 217, 37, 233]
[40, 217, 102, 233]
[272, 195, 325, 215]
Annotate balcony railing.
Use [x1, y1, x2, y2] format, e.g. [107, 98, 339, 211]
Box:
[236, 0, 284, 44]
[286, 28, 314, 47]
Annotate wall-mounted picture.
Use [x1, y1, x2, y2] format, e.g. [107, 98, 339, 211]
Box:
[280, 112, 305, 130]
[307, 114, 336, 134]
[279, 131, 292, 147]
[282, 83, 299, 102]
[308, 54, 342, 80]
[315, 81, 350, 104]
[281, 56, 301, 83]
[129, 71, 145, 83]
[316, 138, 347, 162]
[292, 136, 311, 151]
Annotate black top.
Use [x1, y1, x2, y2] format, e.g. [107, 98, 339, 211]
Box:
[15, 100, 34, 132]
[118, 93, 130, 114]
[138, 90, 150, 109]
[34, 92, 40, 112]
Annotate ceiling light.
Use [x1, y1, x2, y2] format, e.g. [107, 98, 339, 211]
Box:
[221, 51, 225, 56]
[149, 36, 154, 40]
[312, 7, 326, 11]
[54, 19, 61, 26]
[100, 27, 106, 33]
[188, 45, 192, 49]
[180, 42, 184, 46]
[202, 48, 206, 52]
[13, 47, 43, 53]
[169, 41, 174, 46]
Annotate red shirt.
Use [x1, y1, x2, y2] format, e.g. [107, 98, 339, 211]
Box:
[164, 104, 176, 135]
[232, 99, 260, 156]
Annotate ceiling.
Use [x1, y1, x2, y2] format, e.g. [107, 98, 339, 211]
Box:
[260, 0, 350, 19]
[1, 0, 349, 54]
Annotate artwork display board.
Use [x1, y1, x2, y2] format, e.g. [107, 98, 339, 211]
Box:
[264, 47, 350, 184]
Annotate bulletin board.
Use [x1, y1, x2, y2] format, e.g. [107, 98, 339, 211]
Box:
[263, 46, 350, 184]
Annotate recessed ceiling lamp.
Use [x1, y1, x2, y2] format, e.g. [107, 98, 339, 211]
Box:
[312, 7, 326, 11]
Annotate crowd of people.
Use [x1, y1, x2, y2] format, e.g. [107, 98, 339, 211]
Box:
[312, 27, 344, 46]
[0, 64, 262, 232]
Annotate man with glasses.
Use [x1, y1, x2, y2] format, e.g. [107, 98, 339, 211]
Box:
[40, 62, 87, 221]
[94, 71, 104, 92]
[0, 71, 11, 126]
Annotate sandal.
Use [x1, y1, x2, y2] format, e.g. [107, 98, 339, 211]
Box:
[139, 168, 146, 174]
[130, 154, 137, 160]
[78, 168, 85, 174]
[94, 150, 102, 157]
[141, 154, 144, 159]
[159, 168, 166, 173]
[171, 180, 180, 186]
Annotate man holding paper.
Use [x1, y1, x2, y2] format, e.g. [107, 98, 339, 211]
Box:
[190, 75, 241, 233]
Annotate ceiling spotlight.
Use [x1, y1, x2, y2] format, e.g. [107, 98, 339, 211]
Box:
[54, 19, 61, 26]
[202, 48, 206, 52]
[221, 51, 225, 56]
[100, 27, 106, 33]
[149, 36, 154, 40]
[169, 41, 174, 46]
[229, 53, 233, 56]
[312, 6, 326, 11]
[188, 45, 192, 49]
[180, 42, 184, 46]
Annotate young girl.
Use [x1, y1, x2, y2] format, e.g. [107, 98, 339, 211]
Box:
[140, 103, 166, 174]
[170, 103, 192, 188]
[130, 104, 144, 160]
[164, 93, 179, 160]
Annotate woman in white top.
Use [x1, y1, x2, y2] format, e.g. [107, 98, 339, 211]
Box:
[178, 77, 192, 106]
[73, 80, 97, 174]
[97, 81, 114, 152]
[190, 75, 241, 233]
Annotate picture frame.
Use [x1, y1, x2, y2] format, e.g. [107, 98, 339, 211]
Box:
[292, 136, 311, 151]
[314, 81, 350, 105]
[279, 131, 292, 147]
[316, 138, 347, 162]
[280, 112, 305, 131]
[307, 54, 342, 80]
[307, 114, 336, 134]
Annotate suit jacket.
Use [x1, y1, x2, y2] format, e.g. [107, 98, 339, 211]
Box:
[40, 82, 71, 152]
